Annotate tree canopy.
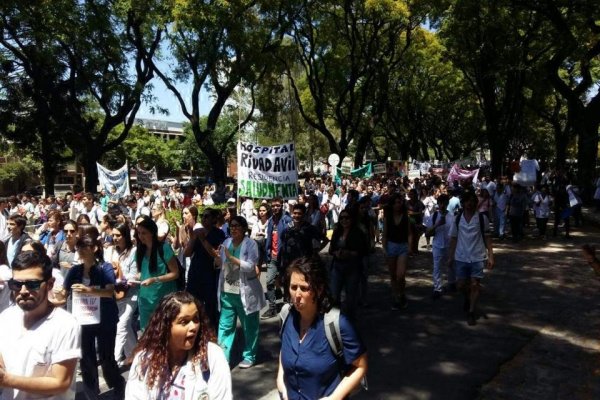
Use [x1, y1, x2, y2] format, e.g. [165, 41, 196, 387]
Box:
[1, 0, 598, 195]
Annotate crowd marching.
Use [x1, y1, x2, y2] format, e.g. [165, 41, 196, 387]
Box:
[0, 168, 597, 400]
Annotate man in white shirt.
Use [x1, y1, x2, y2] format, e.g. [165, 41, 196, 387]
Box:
[0, 250, 81, 399]
[448, 189, 494, 326]
[77, 193, 100, 226]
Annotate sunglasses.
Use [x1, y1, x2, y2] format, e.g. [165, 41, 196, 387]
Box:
[8, 279, 47, 291]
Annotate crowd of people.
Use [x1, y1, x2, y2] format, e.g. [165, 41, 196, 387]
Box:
[0, 167, 593, 399]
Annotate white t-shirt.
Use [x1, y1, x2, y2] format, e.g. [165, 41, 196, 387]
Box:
[449, 212, 490, 263]
[426, 212, 454, 249]
[0, 306, 81, 400]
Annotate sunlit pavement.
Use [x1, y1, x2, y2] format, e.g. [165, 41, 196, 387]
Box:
[81, 209, 600, 399]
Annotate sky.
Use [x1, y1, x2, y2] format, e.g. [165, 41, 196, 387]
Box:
[136, 75, 212, 123]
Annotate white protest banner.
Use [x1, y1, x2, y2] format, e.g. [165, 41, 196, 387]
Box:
[237, 142, 298, 199]
[136, 166, 157, 188]
[97, 162, 130, 197]
[373, 163, 386, 174]
[72, 292, 101, 325]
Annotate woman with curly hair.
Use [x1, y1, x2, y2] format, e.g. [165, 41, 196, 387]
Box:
[126, 291, 232, 400]
[277, 257, 367, 400]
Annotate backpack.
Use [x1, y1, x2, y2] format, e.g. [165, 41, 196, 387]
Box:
[157, 243, 186, 291]
[454, 210, 486, 242]
[279, 303, 368, 394]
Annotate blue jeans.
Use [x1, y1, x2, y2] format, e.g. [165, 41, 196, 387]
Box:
[494, 207, 506, 236]
[329, 259, 360, 322]
[265, 259, 279, 309]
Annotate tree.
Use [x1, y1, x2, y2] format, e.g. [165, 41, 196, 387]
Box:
[381, 27, 484, 162]
[145, 0, 284, 183]
[440, 0, 544, 177]
[525, 0, 600, 197]
[0, 0, 161, 193]
[278, 0, 419, 167]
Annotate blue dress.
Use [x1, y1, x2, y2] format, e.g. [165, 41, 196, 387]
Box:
[281, 308, 366, 399]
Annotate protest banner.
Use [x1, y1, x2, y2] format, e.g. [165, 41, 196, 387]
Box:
[373, 163, 386, 174]
[97, 162, 130, 197]
[136, 166, 157, 189]
[237, 142, 298, 199]
[72, 292, 101, 325]
[447, 163, 479, 185]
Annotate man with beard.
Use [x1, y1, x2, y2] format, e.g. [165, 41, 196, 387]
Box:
[0, 251, 80, 399]
[279, 203, 325, 272]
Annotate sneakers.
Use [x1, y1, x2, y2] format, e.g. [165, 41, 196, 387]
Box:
[260, 308, 278, 320]
[238, 360, 254, 369]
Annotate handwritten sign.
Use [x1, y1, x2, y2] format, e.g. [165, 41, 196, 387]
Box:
[72, 291, 101, 325]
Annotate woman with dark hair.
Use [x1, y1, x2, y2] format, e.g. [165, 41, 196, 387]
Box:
[306, 193, 326, 236]
[109, 222, 139, 365]
[76, 213, 91, 225]
[52, 219, 78, 276]
[328, 209, 368, 321]
[174, 205, 201, 274]
[216, 215, 266, 369]
[59, 235, 125, 398]
[125, 291, 232, 399]
[135, 217, 179, 330]
[382, 194, 412, 310]
[277, 257, 367, 400]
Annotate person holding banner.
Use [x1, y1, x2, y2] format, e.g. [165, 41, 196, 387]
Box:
[59, 235, 125, 398]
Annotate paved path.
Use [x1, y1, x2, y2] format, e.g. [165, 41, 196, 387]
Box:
[87, 213, 600, 399]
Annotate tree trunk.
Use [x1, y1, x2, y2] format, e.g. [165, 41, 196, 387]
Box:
[83, 149, 100, 193]
[40, 130, 56, 196]
[577, 115, 599, 202]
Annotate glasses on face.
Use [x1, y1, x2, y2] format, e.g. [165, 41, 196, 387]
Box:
[8, 279, 47, 291]
[229, 223, 242, 229]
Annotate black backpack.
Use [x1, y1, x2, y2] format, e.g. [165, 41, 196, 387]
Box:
[454, 210, 486, 242]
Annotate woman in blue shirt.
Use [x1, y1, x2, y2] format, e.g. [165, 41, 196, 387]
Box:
[277, 257, 367, 400]
[61, 234, 125, 398]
